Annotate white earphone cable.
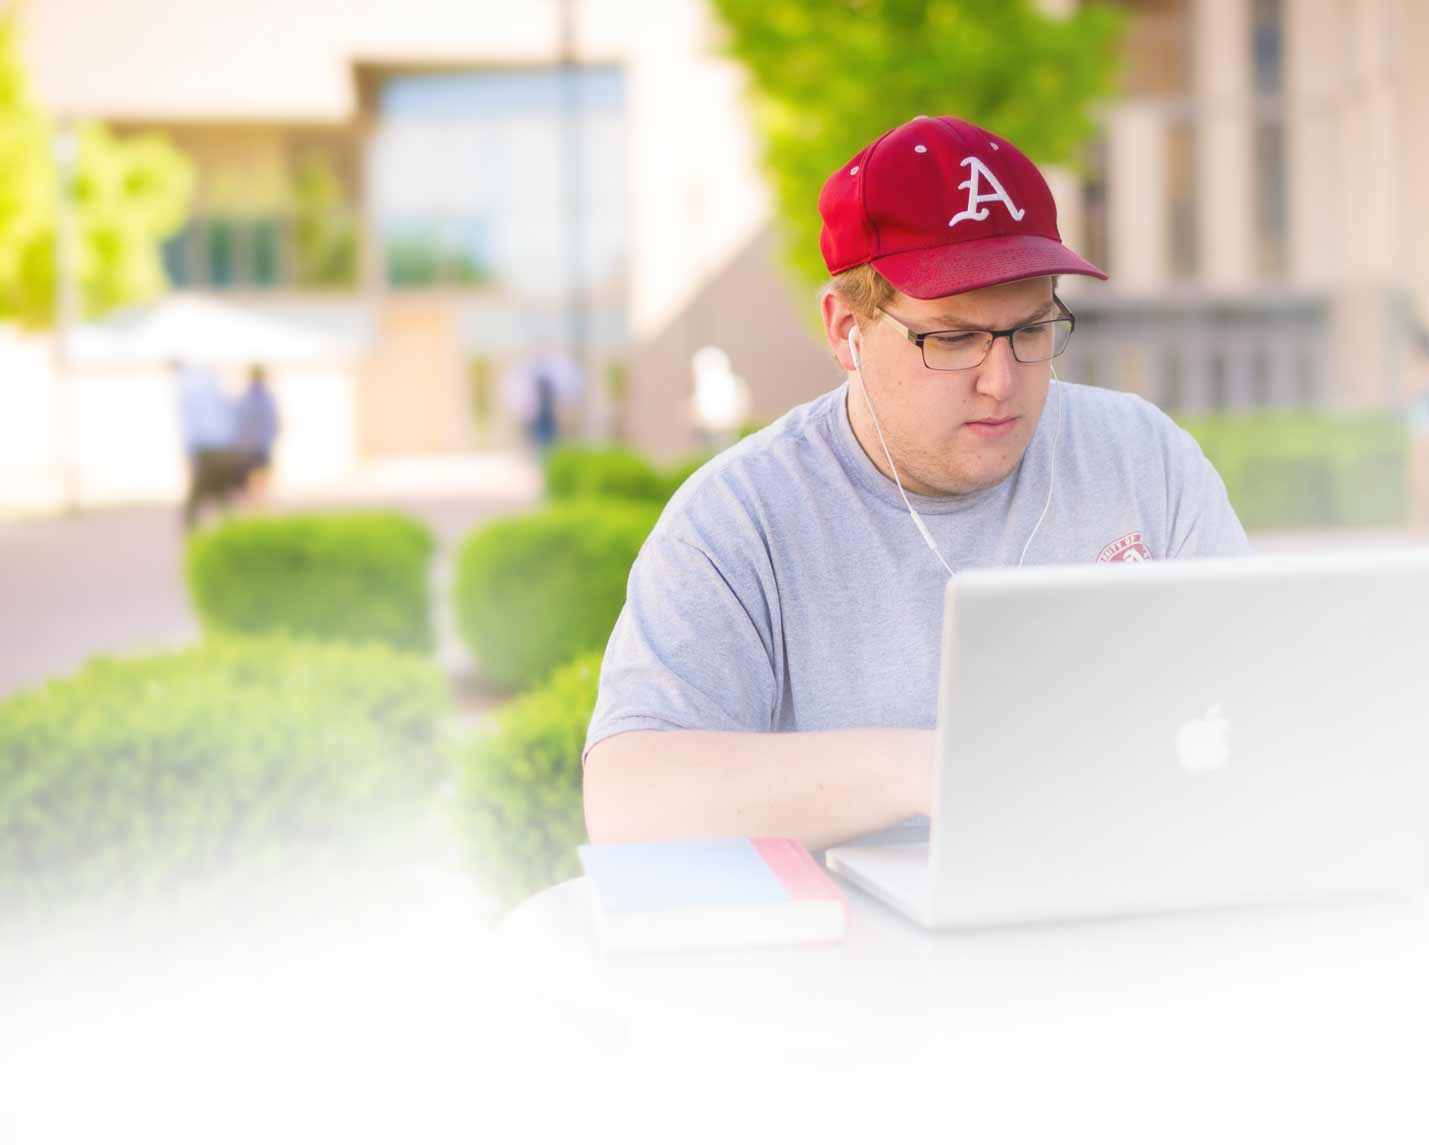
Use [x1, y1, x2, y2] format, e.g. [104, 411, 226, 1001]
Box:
[1016, 367, 1062, 568]
[849, 326, 957, 580]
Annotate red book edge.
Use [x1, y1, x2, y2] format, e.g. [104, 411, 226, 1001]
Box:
[750, 837, 845, 904]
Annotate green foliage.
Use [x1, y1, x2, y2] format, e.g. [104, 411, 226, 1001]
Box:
[544, 443, 711, 505]
[384, 232, 493, 288]
[455, 653, 601, 905]
[185, 512, 436, 652]
[545, 444, 665, 502]
[710, 0, 1124, 287]
[454, 499, 660, 692]
[602, 359, 629, 405]
[0, 636, 450, 911]
[291, 152, 358, 288]
[1176, 410, 1409, 530]
[0, 10, 194, 326]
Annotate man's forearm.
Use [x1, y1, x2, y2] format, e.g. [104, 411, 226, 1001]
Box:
[582, 727, 934, 852]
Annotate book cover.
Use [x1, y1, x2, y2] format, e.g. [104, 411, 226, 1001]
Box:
[577, 837, 847, 952]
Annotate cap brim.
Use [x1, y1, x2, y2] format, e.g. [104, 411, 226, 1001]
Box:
[871, 233, 1107, 300]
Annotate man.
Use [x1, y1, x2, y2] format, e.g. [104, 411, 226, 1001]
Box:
[583, 115, 1249, 850]
[233, 364, 281, 506]
[175, 359, 242, 532]
[501, 345, 585, 455]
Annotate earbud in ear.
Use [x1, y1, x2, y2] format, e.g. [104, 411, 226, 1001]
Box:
[847, 326, 861, 370]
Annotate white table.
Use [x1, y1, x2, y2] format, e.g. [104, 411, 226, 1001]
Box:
[497, 876, 1429, 1145]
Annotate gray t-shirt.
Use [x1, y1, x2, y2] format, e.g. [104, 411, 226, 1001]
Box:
[584, 379, 1249, 761]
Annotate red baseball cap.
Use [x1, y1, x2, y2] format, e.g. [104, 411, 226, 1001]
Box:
[818, 115, 1107, 300]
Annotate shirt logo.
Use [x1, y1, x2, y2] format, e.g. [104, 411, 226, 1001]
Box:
[1097, 531, 1153, 563]
[948, 157, 1027, 229]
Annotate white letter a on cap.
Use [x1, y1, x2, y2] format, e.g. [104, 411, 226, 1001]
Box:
[949, 156, 1026, 228]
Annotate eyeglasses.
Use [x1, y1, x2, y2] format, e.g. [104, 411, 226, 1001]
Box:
[876, 295, 1076, 371]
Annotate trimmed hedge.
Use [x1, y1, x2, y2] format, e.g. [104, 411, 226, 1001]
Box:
[453, 498, 660, 692]
[544, 443, 710, 506]
[546, 444, 665, 502]
[185, 512, 435, 652]
[0, 636, 450, 911]
[1177, 411, 1409, 530]
[455, 653, 600, 904]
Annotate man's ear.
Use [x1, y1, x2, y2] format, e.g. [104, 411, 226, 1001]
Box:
[821, 290, 859, 373]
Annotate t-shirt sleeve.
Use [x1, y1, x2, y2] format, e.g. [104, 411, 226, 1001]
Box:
[1165, 423, 1252, 559]
[582, 529, 780, 764]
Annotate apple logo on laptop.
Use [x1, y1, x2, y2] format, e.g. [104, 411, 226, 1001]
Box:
[1175, 703, 1231, 773]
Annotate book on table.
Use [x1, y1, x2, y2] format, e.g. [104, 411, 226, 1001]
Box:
[577, 836, 847, 952]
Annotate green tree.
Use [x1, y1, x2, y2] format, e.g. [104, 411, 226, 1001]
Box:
[0, 7, 193, 327]
[292, 151, 358, 288]
[710, 0, 1124, 287]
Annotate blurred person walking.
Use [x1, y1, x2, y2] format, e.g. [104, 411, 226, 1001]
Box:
[233, 364, 281, 508]
[691, 345, 752, 450]
[175, 359, 243, 532]
[501, 347, 584, 455]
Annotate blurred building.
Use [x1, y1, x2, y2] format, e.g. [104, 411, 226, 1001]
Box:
[7, 0, 1429, 512]
[10, 0, 785, 509]
[1061, 0, 1429, 417]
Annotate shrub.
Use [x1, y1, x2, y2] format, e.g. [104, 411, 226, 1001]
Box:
[185, 512, 435, 652]
[0, 636, 450, 912]
[455, 653, 600, 905]
[544, 443, 711, 506]
[453, 498, 659, 692]
[1176, 411, 1409, 530]
[545, 444, 666, 503]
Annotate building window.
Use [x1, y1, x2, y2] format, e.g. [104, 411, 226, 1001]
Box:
[161, 146, 359, 292]
[1253, 122, 1288, 278]
[205, 221, 234, 287]
[1166, 120, 1197, 279]
[251, 220, 281, 287]
[1252, 0, 1284, 97]
[1251, 0, 1287, 277]
[369, 67, 627, 298]
[382, 219, 493, 288]
[1119, 0, 1194, 99]
[1082, 134, 1110, 276]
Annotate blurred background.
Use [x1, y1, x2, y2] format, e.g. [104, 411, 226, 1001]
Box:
[3, 0, 1426, 508]
[4, 3, 1429, 1137]
[3, 0, 1429, 947]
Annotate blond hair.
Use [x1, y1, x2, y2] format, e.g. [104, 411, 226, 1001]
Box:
[826, 264, 896, 326]
[824, 266, 1061, 327]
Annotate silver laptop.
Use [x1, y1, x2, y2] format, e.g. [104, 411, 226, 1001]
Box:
[825, 551, 1429, 928]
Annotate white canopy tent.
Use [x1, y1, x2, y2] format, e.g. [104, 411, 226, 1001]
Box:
[70, 295, 367, 365]
[0, 296, 373, 511]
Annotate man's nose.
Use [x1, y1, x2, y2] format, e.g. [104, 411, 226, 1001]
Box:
[973, 334, 1018, 402]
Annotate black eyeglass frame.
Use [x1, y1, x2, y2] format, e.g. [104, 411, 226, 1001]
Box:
[875, 293, 1077, 371]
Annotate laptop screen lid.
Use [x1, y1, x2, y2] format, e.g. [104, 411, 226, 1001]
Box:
[921, 551, 1429, 929]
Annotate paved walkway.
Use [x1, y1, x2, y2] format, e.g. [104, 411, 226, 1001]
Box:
[0, 454, 543, 700]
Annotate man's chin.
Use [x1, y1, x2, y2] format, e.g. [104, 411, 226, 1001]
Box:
[929, 455, 1024, 497]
